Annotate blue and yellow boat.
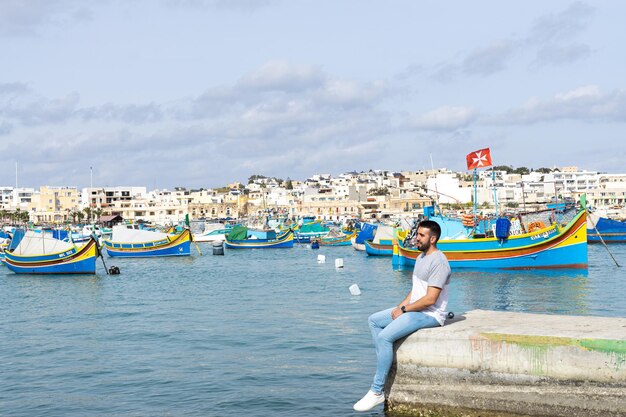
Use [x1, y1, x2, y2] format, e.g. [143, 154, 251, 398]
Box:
[4, 231, 98, 274]
[103, 226, 191, 257]
[320, 229, 355, 246]
[364, 225, 396, 256]
[225, 228, 294, 249]
[587, 211, 626, 243]
[392, 209, 587, 270]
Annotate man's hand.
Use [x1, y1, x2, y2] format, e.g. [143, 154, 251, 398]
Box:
[391, 306, 404, 320]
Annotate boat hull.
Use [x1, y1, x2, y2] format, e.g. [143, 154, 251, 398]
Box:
[104, 229, 192, 257]
[393, 210, 588, 270]
[320, 232, 354, 246]
[225, 231, 294, 249]
[364, 239, 394, 256]
[4, 238, 98, 274]
[351, 237, 365, 251]
[587, 214, 626, 243]
[587, 233, 626, 243]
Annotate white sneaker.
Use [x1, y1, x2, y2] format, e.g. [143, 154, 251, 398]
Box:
[353, 390, 385, 412]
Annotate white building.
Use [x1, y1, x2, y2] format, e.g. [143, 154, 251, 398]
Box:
[426, 173, 472, 204]
[82, 186, 147, 208]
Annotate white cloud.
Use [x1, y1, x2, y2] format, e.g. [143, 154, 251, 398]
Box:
[462, 41, 517, 76]
[492, 85, 626, 124]
[526, 1, 593, 45]
[0, 0, 92, 37]
[532, 43, 591, 67]
[238, 60, 326, 92]
[412, 106, 478, 131]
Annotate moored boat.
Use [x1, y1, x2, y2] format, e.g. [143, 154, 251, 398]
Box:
[364, 225, 396, 256]
[587, 211, 626, 243]
[193, 223, 229, 243]
[224, 227, 294, 249]
[103, 225, 191, 257]
[4, 230, 98, 274]
[392, 209, 587, 270]
[351, 223, 377, 251]
[320, 229, 355, 246]
[293, 220, 329, 243]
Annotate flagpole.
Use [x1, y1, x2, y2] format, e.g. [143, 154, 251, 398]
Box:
[473, 168, 478, 233]
[492, 168, 498, 217]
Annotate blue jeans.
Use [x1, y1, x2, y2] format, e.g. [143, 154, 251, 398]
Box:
[368, 307, 439, 394]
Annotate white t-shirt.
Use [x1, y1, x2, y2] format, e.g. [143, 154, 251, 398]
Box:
[410, 250, 452, 325]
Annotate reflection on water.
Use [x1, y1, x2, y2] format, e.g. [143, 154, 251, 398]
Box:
[450, 269, 590, 316]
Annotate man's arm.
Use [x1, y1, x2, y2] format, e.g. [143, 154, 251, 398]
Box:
[397, 290, 411, 309]
[391, 286, 442, 319]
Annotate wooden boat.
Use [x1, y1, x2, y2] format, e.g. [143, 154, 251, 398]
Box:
[103, 225, 191, 257]
[351, 223, 377, 251]
[587, 211, 626, 243]
[193, 223, 229, 243]
[4, 230, 98, 274]
[364, 225, 396, 256]
[293, 220, 329, 243]
[320, 229, 355, 246]
[392, 209, 588, 270]
[225, 229, 294, 249]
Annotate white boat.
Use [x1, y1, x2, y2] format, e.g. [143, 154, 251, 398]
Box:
[193, 224, 229, 243]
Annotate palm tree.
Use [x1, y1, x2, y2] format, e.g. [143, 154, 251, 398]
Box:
[69, 210, 79, 224]
[93, 208, 104, 223]
[83, 207, 92, 224]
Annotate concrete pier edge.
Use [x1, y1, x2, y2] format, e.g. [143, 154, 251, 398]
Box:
[385, 309, 626, 417]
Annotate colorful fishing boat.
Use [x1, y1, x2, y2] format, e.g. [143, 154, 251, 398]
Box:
[193, 223, 229, 243]
[293, 220, 330, 243]
[224, 228, 294, 249]
[364, 225, 396, 256]
[320, 229, 355, 246]
[393, 208, 587, 270]
[103, 225, 191, 257]
[587, 210, 626, 243]
[4, 230, 98, 274]
[351, 223, 377, 251]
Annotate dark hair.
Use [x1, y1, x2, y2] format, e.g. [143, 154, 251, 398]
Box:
[418, 220, 441, 242]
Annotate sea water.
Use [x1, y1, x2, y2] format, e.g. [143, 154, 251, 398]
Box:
[1, 244, 625, 416]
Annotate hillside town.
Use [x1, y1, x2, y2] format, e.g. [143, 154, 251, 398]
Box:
[2, 166, 626, 226]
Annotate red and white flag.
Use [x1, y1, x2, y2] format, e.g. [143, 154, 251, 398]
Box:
[466, 148, 492, 170]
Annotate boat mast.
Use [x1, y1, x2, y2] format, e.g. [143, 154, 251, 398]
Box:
[492, 168, 498, 216]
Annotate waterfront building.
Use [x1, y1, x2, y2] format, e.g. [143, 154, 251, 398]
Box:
[587, 173, 626, 209]
[0, 187, 14, 209]
[30, 186, 81, 224]
[82, 186, 147, 209]
[426, 173, 472, 204]
[543, 168, 599, 196]
[11, 187, 36, 210]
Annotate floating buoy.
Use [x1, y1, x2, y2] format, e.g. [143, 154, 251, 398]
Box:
[349, 283, 361, 296]
[317, 254, 326, 263]
[108, 266, 121, 275]
[335, 258, 344, 268]
[311, 240, 320, 249]
[212, 241, 224, 255]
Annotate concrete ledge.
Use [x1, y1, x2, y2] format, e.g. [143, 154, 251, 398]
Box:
[386, 309, 626, 417]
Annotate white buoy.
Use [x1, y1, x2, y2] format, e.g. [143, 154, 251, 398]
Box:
[335, 258, 344, 268]
[317, 254, 326, 263]
[349, 284, 361, 296]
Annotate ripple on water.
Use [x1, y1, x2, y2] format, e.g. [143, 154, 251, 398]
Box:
[0, 244, 624, 416]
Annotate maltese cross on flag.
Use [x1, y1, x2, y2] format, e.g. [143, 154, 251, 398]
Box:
[466, 148, 493, 170]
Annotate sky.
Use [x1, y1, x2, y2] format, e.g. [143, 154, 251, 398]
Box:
[1, 0, 625, 190]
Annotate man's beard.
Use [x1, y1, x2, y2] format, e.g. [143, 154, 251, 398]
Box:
[417, 241, 430, 252]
